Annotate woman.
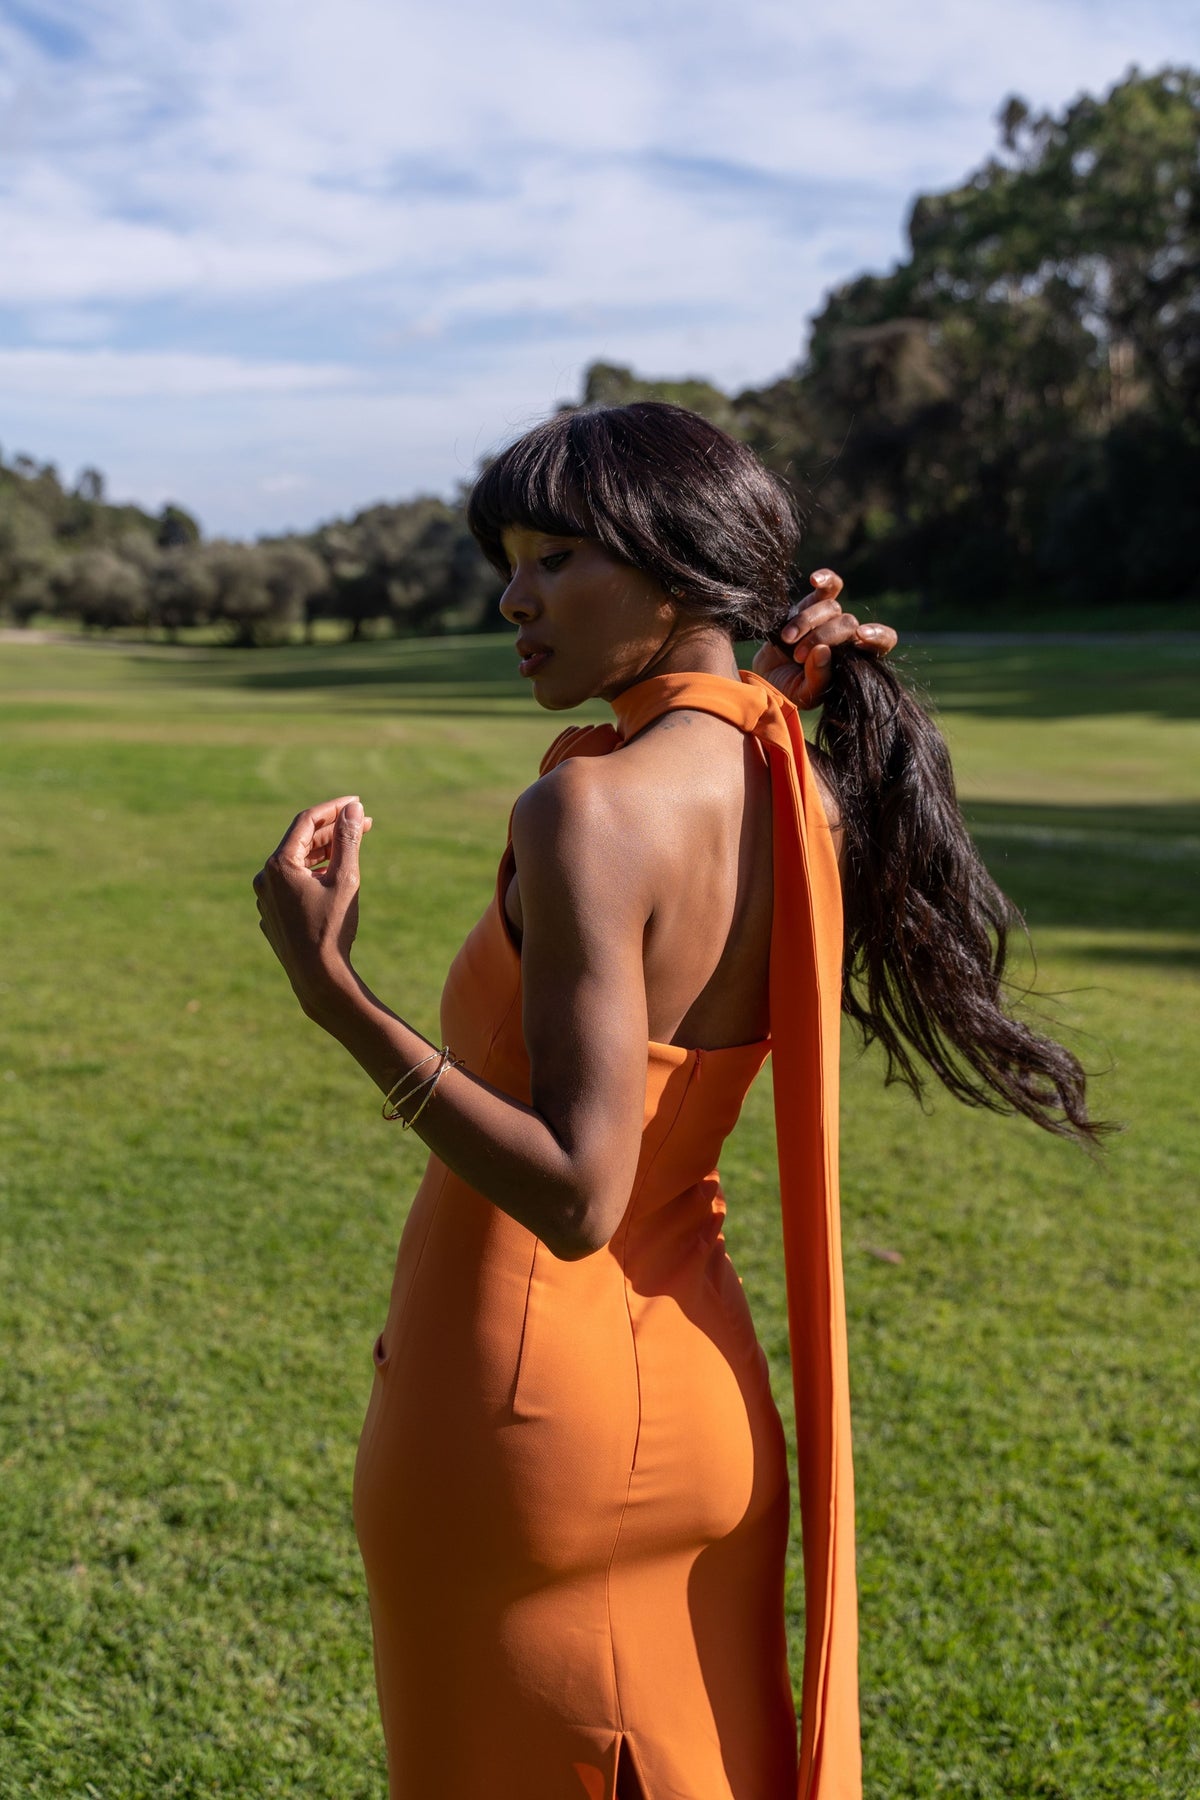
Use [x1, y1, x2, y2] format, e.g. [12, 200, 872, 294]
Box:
[254, 403, 1098, 1800]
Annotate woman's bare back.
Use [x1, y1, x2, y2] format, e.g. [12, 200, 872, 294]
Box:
[505, 706, 790, 1050]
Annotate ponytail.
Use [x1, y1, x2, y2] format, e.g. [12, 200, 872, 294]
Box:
[815, 650, 1105, 1145]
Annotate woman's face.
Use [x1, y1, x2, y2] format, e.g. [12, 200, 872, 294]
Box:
[498, 527, 679, 710]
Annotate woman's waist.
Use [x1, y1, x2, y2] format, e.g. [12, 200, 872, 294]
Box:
[400, 1158, 731, 1278]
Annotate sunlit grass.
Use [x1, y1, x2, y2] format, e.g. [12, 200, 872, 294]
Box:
[1, 634, 1197, 1797]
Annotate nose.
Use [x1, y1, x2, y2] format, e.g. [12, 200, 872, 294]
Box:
[499, 573, 537, 625]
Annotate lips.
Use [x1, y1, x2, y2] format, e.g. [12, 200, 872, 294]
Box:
[516, 644, 552, 678]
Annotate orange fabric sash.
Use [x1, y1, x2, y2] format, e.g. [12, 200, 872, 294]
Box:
[592, 669, 861, 1800]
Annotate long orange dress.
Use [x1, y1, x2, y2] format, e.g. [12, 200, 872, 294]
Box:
[353, 671, 860, 1800]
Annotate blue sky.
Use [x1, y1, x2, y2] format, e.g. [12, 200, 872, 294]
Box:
[0, 0, 1196, 537]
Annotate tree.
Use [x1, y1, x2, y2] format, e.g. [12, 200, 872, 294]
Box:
[309, 497, 499, 640]
[52, 549, 150, 630]
[579, 362, 743, 436]
[906, 67, 1200, 418]
[157, 504, 201, 550]
[259, 542, 328, 638]
[74, 468, 105, 504]
[743, 65, 1200, 603]
[151, 548, 219, 638]
[202, 543, 299, 647]
[0, 546, 57, 627]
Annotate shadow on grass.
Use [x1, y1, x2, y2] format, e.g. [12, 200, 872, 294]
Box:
[1074, 944, 1200, 971]
[125, 636, 1200, 724]
[898, 643, 1200, 722]
[127, 636, 529, 710]
[965, 799, 1200, 936]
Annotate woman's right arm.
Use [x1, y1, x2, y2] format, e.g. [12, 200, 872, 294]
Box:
[253, 771, 656, 1260]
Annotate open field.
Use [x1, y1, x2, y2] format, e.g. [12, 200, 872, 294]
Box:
[1, 633, 1198, 1798]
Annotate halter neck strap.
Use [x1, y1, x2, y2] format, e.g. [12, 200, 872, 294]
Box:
[610, 668, 773, 740]
[604, 665, 860, 1798]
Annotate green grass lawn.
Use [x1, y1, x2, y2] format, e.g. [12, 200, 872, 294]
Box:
[1, 633, 1197, 1799]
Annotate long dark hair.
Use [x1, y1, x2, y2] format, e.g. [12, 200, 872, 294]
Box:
[469, 402, 1102, 1145]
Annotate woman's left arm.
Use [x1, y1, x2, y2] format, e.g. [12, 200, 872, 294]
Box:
[754, 569, 897, 709]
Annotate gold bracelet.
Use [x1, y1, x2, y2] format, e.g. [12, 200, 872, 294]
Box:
[381, 1049, 441, 1121]
[381, 1046, 461, 1125]
[401, 1048, 460, 1131]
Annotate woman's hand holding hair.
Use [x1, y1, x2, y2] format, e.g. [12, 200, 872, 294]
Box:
[252, 795, 373, 1020]
[752, 570, 897, 710]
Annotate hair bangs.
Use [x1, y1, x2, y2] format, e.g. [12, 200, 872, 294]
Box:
[467, 426, 595, 578]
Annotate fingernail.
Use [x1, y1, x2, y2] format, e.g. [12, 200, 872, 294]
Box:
[344, 799, 364, 826]
[812, 569, 833, 585]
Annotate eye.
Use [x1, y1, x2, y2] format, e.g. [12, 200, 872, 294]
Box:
[540, 551, 570, 572]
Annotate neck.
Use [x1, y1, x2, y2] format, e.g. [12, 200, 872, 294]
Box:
[607, 625, 739, 701]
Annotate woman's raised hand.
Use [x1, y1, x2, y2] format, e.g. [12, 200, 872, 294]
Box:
[252, 796, 373, 1019]
[752, 570, 897, 710]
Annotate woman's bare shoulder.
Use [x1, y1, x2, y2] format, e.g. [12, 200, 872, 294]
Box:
[513, 732, 682, 887]
[514, 751, 644, 865]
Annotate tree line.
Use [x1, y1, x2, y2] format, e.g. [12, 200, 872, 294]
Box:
[2, 65, 1195, 642]
[587, 66, 1199, 609]
[0, 460, 498, 644]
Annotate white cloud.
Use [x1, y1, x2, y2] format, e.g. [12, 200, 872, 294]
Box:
[0, 347, 359, 398]
[259, 472, 312, 496]
[3, 0, 1191, 313]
